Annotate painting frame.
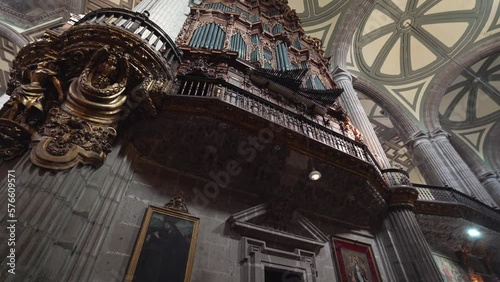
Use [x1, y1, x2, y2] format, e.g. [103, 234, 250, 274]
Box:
[332, 236, 381, 282]
[125, 205, 200, 282]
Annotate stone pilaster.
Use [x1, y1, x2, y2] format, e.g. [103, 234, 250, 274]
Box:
[0, 141, 135, 281]
[384, 174, 444, 282]
[66, 142, 135, 281]
[450, 136, 500, 207]
[431, 129, 496, 206]
[0, 153, 94, 281]
[407, 132, 461, 188]
[331, 67, 390, 168]
[385, 207, 443, 282]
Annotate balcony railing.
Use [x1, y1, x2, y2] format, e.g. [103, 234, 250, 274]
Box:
[75, 8, 181, 66]
[173, 76, 382, 176]
[414, 184, 500, 226]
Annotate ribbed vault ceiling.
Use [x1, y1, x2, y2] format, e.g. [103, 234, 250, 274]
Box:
[290, 0, 500, 171]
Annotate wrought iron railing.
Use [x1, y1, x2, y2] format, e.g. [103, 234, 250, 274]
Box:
[75, 8, 181, 66]
[173, 76, 382, 176]
[414, 184, 500, 222]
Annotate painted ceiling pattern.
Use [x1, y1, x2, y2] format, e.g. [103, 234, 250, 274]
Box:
[289, 0, 348, 56]
[292, 0, 500, 169]
[356, 0, 484, 81]
[440, 53, 500, 161]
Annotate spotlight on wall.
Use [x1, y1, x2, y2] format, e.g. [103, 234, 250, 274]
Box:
[467, 228, 481, 238]
[309, 170, 322, 181]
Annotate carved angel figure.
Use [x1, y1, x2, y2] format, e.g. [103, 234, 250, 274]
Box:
[78, 45, 129, 98]
[1, 59, 63, 126]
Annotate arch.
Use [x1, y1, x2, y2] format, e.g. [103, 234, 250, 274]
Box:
[353, 76, 422, 141]
[327, 0, 375, 66]
[422, 36, 500, 131]
[0, 22, 29, 48]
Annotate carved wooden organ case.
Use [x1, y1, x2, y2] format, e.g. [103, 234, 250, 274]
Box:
[174, 0, 358, 140]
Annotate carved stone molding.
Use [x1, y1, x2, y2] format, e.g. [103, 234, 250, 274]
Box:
[240, 237, 318, 282]
[228, 203, 326, 253]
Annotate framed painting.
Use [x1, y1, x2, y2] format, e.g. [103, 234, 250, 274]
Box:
[125, 206, 200, 282]
[432, 254, 470, 282]
[332, 237, 381, 282]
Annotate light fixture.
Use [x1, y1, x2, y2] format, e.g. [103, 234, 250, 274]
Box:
[467, 228, 480, 238]
[305, 137, 321, 181]
[309, 170, 321, 181]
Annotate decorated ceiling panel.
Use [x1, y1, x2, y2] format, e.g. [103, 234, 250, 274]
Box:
[355, 0, 483, 82]
[288, 0, 349, 54]
[440, 53, 500, 162]
[293, 0, 499, 170]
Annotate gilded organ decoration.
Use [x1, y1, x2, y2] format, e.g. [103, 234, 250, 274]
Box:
[0, 56, 64, 159]
[0, 8, 181, 168]
[31, 46, 128, 169]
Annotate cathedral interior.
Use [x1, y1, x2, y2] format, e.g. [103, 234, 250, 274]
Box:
[0, 0, 499, 281]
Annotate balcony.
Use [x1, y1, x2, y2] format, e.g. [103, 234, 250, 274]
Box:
[166, 75, 386, 190]
[74, 8, 181, 70]
[415, 184, 500, 232]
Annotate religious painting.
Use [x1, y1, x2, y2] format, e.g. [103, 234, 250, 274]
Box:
[125, 206, 200, 282]
[332, 237, 381, 282]
[433, 254, 470, 282]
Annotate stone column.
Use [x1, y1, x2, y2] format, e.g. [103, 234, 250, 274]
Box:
[407, 132, 462, 189]
[331, 67, 390, 168]
[384, 172, 444, 282]
[0, 141, 135, 281]
[450, 136, 500, 207]
[0, 153, 94, 281]
[431, 129, 496, 206]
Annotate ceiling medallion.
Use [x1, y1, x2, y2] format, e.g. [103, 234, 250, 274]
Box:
[356, 0, 481, 81]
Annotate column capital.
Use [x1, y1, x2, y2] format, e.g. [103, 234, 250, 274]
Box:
[478, 171, 498, 182]
[430, 128, 450, 141]
[405, 130, 430, 149]
[387, 186, 418, 211]
[330, 66, 357, 83]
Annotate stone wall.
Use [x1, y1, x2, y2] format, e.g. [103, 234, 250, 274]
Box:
[0, 135, 393, 282]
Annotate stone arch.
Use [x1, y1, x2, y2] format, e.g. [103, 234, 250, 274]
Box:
[0, 22, 29, 48]
[327, 0, 375, 67]
[422, 36, 500, 131]
[353, 76, 422, 141]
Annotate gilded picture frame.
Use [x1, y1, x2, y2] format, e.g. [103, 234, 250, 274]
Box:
[125, 206, 200, 282]
[332, 237, 381, 282]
